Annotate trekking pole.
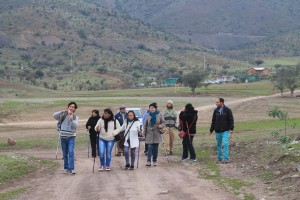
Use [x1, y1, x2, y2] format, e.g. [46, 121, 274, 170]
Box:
[161, 134, 170, 163]
[92, 156, 96, 173]
[88, 133, 90, 158]
[55, 131, 60, 159]
[137, 137, 141, 169]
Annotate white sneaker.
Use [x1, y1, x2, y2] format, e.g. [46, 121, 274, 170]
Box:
[69, 170, 76, 174]
[63, 169, 69, 174]
[106, 166, 110, 171]
[98, 166, 104, 171]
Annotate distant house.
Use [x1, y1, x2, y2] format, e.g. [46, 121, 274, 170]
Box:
[213, 75, 235, 83]
[163, 77, 179, 86]
[248, 67, 271, 76]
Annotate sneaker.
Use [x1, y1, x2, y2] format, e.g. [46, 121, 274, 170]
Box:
[69, 170, 76, 174]
[146, 161, 151, 167]
[98, 166, 104, 171]
[153, 162, 157, 166]
[106, 166, 111, 171]
[181, 158, 189, 162]
[222, 160, 229, 164]
[216, 158, 223, 164]
[124, 164, 130, 170]
[130, 165, 134, 170]
[189, 158, 197, 162]
[63, 169, 69, 174]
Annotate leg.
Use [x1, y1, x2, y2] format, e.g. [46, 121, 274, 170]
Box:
[147, 144, 153, 162]
[99, 139, 106, 167]
[163, 128, 171, 153]
[152, 144, 159, 162]
[144, 143, 148, 154]
[124, 146, 130, 165]
[105, 140, 115, 167]
[188, 136, 196, 160]
[223, 131, 230, 160]
[182, 136, 188, 159]
[61, 138, 69, 170]
[215, 133, 223, 160]
[68, 137, 75, 171]
[90, 133, 97, 158]
[169, 128, 176, 154]
[130, 148, 136, 167]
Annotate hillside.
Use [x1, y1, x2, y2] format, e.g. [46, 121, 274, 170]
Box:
[89, 0, 300, 50]
[0, 0, 250, 91]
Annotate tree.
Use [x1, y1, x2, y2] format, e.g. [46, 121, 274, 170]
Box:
[97, 66, 108, 74]
[255, 59, 264, 66]
[34, 70, 44, 79]
[222, 64, 230, 71]
[272, 67, 286, 96]
[77, 29, 87, 40]
[183, 70, 207, 94]
[285, 66, 299, 96]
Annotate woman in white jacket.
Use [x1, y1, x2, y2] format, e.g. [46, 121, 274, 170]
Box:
[114, 111, 141, 170]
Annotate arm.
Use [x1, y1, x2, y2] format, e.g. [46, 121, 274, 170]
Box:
[94, 118, 102, 132]
[112, 120, 121, 136]
[143, 116, 148, 137]
[70, 116, 78, 130]
[53, 111, 63, 120]
[113, 122, 126, 135]
[159, 113, 165, 129]
[86, 117, 91, 130]
[209, 110, 216, 133]
[228, 109, 234, 131]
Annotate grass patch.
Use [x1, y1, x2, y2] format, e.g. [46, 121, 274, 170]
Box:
[0, 153, 58, 186]
[244, 193, 256, 200]
[257, 172, 275, 181]
[0, 188, 26, 200]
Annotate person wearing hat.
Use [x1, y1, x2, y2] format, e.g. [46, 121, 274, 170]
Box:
[115, 105, 128, 156]
[163, 100, 178, 155]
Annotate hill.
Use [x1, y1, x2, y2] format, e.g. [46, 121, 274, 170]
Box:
[0, 0, 249, 91]
[89, 0, 300, 50]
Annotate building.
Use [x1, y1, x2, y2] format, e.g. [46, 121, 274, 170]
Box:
[248, 67, 271, 76]
[163, 77, 179, 86]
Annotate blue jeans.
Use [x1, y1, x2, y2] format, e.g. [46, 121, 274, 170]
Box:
[215, 131, 229, 160]
[61, 137, 75, 171]
[147, 143, 159, 162]
[99, 138, 115, 167]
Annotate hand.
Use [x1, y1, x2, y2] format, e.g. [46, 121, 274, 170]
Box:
[87, 126, 91, 130]
[96, 126, 100, 132]
[157, 124, 163, 129]
[209, 131, 214, 135]
[62, 109, 68, 113]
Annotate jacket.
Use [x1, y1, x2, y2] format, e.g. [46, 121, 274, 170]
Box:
[94, 118, 121, 141]
[113, 120, 141, 148]
[143, 112, 165, 144]
[86, 116, 101, 135]
[53, 111, 78, 138]
[115, 112, 128, 126]
[210, 106, 234, 133]
[179, 110, 198, 134]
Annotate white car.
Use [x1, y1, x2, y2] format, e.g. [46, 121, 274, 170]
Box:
[126, 108, 144, 130]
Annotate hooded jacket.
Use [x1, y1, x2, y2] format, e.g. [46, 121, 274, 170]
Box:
[86, 115, 101, 135]
[210, 106, 234, 133]
[179, 110, 198, 134]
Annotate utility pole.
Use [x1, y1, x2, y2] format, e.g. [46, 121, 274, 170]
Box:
[203, 53, 206, 70]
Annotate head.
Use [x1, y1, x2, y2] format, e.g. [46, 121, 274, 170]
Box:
[185, 103, 194, 112]
[127, 110, 138, 121]
[215, 98, 225, 108]
[92, 110, 99, 117]
[166, 100, 173, 109]
[68, 102, 78, 113]
[149, 102, 158, 113]
[103, 108, 114, 121]
[119, 105, 126, 114]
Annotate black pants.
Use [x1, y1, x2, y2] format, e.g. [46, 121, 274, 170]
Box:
[182, 135, 196, 160]
[144, 143, 148, 153]
[90, 132, 99, 158]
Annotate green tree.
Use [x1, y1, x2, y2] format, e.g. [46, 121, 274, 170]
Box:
[97, 66, 108, 74]
[285, 66, 299, 97]
[34, 70, 44, 79]
[255, 59, 264, 66]
[77, 29, 87, 40]
[183, 70, 207, 94]
[271, 67, 286, 96]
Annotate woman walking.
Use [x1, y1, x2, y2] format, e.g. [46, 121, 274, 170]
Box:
[114, 111, 141, 170]
[86, 110, 101, 158]
[179, 103, 198, 162]
[143, 103, 165, 167]
[95, 108, 120, 171]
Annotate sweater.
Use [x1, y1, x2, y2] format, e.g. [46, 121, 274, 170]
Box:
[94, 118, 120, 141]
[163, 109, 177, 127]
[53, 111, 78, 138]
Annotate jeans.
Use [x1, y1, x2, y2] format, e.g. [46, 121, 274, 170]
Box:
[61, 137, 75, 171]
[147, 143, 159, 162]
[182, 135, 196, 160]
[124, 146, 136, 166]
[215, 131, 229, 160]
[99, 138, 115, 167]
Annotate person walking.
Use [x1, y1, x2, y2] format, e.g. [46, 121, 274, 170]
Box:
[163, 100, 177, 155]
[115, 105, 128, 156]
[53, 102, 79, 174]
[179, 103, 198, 162]
[95, 108, 120, 171]
[86, 110, 101, 158]
[209, 98, 234, 163]
[114, 111, 141, 170]
[143, 103, 165, 167]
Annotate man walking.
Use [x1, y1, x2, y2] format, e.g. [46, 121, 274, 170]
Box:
[53, 102, 79, 174]
[209, 98, 234, 163]
[163, 100, 177, 155]
[115, 105, 128, 156]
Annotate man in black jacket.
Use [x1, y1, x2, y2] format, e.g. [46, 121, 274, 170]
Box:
[209, 98, 234, 163]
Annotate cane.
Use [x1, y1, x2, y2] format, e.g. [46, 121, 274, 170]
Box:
[161, 134, 170, 163]
[55, 131, 60, 159]
[88, 133, 90, 158]
[92, 156, 96, 173]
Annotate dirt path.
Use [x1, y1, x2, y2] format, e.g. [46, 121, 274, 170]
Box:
[14, 149, 237, 200]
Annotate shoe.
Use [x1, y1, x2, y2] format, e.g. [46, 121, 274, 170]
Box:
[153, 162, 157, 166]
[69, 170, 76, 174]
[106, 166, 111, 171]
[222, 160, 229, 164]
[63, 169, 69, 174]
[189, 158, 197, 162]
[130, 165, 134, 170]
[146, 161, 151, 167]
[181, 158, 189, 162]
[116, 153, 121, 156]
[98, 166, 104, 171]
[125, 164, 130, 170]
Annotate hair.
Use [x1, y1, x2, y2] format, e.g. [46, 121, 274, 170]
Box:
[127, 110, 139, 124]
[218, 98, 225, 103]
[149, 102, 158, 109]
[185, 103, 194, 112]
[92, 109, 99, 117]
[68, 102, 78, 109]
[103, 108, 114, 132]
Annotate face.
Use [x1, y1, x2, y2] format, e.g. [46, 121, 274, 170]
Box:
[128, 112, 134, 120]
[167, 103, 173, 109]
[120, 108, 126, 114]
[149, 106, 156, 113]
[103, 112, 111, 119]
[92, 111, 97, 117]
[68, 104, 76, 113]
[215, 99, 223, 108]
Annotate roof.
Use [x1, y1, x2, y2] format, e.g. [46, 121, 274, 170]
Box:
[252, 67, 268, 71]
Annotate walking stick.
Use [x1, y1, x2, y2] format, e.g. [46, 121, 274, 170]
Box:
[92, 156, 96, 173]
[88, 133, 90, 158]
[137, 137, 141, 169]
[55, 131, 60, 159]
[161, 134, 170, 163]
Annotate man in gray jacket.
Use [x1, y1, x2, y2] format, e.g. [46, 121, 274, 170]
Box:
[163, 100, 177, 155]
[53, 102, 79, 174]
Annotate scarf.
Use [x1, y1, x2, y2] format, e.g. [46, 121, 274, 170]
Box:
[149, 110, 160, 126]
[166, 109, 173, 116]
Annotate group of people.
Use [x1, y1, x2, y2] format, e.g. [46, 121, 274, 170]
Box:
[53, 98, 234, 174]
